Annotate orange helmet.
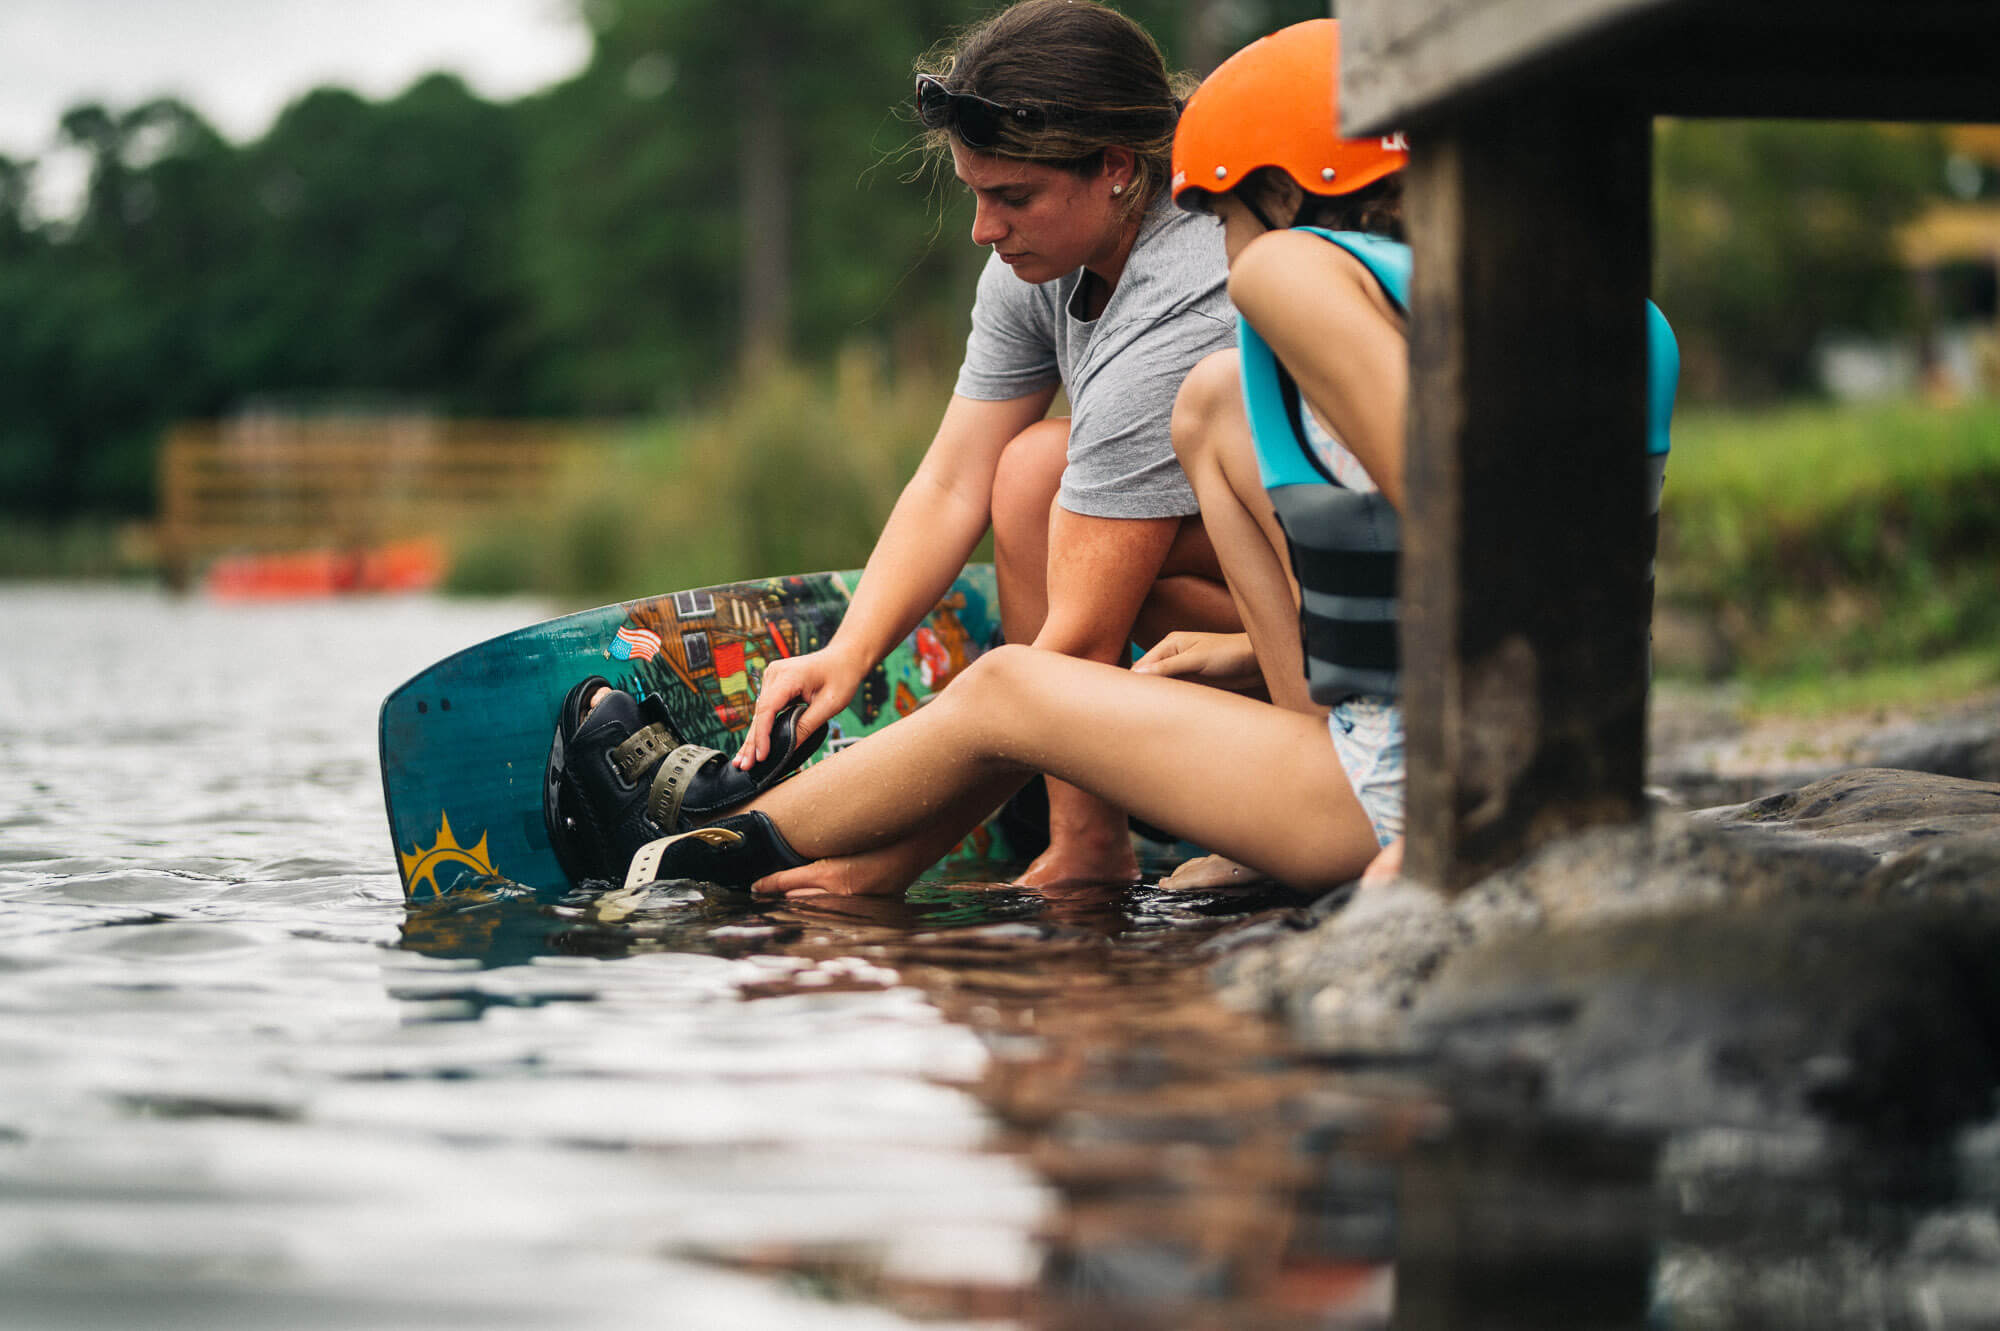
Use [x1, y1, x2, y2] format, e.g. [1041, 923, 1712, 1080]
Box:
[1171, 19, 1408, 210]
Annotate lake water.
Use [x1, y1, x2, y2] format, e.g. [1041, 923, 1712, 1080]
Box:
[0, 584, 1428, 1331]
[8, 585, 1988, 1331]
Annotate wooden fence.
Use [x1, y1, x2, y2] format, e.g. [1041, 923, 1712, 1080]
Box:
[156, 416, 600, 586]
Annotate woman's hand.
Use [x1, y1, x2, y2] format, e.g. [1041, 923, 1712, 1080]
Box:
[1132, 630, 1262, 692]
[733, 647, 867, 769]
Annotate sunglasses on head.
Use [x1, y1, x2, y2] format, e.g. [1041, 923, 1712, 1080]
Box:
[915, 74, 1047, 148]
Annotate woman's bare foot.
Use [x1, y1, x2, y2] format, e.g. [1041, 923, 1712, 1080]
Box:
[1157, 853, 1270, 891]
[1016, 779, 1141, 888]
[1016, 832, 1140, 888]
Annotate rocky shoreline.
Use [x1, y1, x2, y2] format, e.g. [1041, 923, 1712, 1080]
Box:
[1648, 683, 2000, 811]
[1211, 685, 2000, 1135]
[1206, 690, 2000, 1323]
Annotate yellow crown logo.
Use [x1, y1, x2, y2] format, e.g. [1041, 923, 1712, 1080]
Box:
[400, 812, 497, 898]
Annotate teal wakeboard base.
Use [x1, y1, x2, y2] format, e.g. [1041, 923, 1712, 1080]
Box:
[381, 565, 1009, 898]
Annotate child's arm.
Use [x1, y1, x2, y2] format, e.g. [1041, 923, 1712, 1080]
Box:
[1227, 231, 1409, 510]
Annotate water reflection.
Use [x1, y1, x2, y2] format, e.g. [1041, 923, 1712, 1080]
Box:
[399, 871, 2000, 1331]
[8, 588, 1989, 1330]
[398, 872, 1421, 1327]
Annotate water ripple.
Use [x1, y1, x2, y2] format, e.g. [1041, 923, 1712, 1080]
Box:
[0, 589, 1430, 1330]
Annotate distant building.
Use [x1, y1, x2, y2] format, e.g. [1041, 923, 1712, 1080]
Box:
[1828, 126, 2000, 401]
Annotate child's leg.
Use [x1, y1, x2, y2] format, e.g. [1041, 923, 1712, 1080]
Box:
[1152, 351, 1329, 890]
[747, 644, 1377, 897]
[1170, 351, 1319, 715]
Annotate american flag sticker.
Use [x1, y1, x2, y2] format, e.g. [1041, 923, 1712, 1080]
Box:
[609, 624, 662, 662]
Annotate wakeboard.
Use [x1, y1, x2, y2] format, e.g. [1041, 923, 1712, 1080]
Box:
[381, 565, 1009, 898]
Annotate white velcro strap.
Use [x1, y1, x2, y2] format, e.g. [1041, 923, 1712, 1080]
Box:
[624, 826, 744, 890]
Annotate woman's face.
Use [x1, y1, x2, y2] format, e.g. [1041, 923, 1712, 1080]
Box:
[951, 140, 1131, 285]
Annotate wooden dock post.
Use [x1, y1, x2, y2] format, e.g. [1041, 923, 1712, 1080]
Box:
[1338, 0, 2000, 890]
[1397, 94, 1655, 890]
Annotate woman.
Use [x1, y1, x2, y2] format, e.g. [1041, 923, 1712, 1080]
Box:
[550, 17, 1675, 900]
[555, 19, 1419, 898]
[729, 0, 1240, 890]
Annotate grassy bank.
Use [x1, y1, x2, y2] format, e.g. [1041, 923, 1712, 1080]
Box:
[17, 382, 1987, 722]
[453, 384, 1999, 712]
[1656, 397, 2000, 712]
[0, 517, 153, 580]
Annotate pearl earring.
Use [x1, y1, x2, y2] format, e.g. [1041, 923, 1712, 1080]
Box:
[1111, 183, 1124, 196]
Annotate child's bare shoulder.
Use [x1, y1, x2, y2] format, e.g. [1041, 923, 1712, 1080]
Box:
[1229, 231, 1390, 325]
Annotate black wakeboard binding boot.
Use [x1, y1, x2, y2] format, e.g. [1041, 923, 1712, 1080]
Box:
[543, 676, 818, 890]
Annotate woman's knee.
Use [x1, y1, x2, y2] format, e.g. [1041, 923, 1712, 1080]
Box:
[1170, 349, 1243, 468]
[992, 418, 1069, 542]
[952, 642, 1040, 710]
[932, 644, 1052, 761]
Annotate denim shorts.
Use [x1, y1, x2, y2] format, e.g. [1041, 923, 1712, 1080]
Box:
[1326, 695, 1405, 847]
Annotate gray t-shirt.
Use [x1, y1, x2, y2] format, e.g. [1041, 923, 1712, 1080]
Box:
[953, 194, 1235, 519]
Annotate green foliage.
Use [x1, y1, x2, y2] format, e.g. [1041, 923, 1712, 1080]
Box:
[0, 516, 148, 579]
[0, 0, 1363, 524]
[0, 80, 540, 518]
[1655, 120, 1949, 401]
[1737, 650, 2000, 719]
[1657, 399, 2000, 685]
[0, 2, 1970, 532]
[229, 77, 539, 410]
[448, 354, 946, 605]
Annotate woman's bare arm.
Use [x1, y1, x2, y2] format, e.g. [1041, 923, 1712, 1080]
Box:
[737, 388, 1057, 764]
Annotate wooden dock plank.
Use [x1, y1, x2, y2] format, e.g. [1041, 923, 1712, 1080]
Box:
[155, 419, 603, 580]
[1338, 0, 1680, 134]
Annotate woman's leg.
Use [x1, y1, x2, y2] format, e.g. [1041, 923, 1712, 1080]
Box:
[1132, 515, 1242, 651]
[1020, 506, 1183, 886]
[992, 418, 1237, 888]
[745, 644, 1377, 898]
[991, 418, 1069, 649]
[991, 417, 1137, 885]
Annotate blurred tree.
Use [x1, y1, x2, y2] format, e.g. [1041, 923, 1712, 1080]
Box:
[3, 99, 245, 513]
[1656, 120, 1948, 401]
[0, 155, 32, 254]
[0, 79, 541, 520]
[0, 153, 57, 509]
[513, 0, 1325, 409]
[231, 75, 536, 411]
[1142, 0, 1331, 74]
[517, 0, 973, 406]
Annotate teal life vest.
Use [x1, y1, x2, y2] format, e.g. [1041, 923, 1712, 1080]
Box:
[1239, 228, 1678, 704]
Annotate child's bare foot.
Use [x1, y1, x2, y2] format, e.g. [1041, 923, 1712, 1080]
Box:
[1360, 836, 1403, 885]
[1157, 853, 1270, 891]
